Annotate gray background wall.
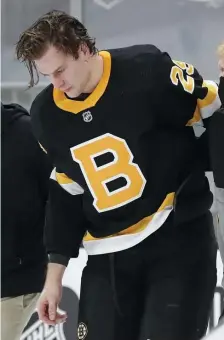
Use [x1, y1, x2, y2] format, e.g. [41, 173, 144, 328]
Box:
[1, 0, 224, 108]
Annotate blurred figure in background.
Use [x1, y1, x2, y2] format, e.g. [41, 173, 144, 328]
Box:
[1, 103, 51, 340]
[208, 41, 224, 324]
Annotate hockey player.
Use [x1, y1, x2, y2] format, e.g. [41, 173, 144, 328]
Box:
[16, 10, 221, 340]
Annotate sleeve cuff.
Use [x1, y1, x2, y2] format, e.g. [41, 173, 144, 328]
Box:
[48, 253, 70, 267]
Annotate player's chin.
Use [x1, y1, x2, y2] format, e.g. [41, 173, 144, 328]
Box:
[64, 87, 73, 95]
[67, 87, 82, 98]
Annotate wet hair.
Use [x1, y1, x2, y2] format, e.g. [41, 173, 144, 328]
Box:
[16, 10, 97, 87]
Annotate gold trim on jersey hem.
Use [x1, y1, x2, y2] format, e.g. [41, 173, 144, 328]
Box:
[83, 192, 175, 241]
[53, 51, 111, 114]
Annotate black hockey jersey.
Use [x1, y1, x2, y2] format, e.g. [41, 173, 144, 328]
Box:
[31, 44, 221, 257]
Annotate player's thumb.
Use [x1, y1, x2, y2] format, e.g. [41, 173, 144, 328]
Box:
[49, 299, 57, 321]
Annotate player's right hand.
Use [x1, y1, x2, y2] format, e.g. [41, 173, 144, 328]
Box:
[37, 284, 67, 325]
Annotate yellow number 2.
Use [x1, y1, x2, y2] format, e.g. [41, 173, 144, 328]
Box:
[170, 60, 195, 94]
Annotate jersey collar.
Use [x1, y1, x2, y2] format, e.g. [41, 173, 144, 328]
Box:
[53, 51, 111, 114]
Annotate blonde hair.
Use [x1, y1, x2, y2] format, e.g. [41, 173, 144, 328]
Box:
[217, 42, 224, 58]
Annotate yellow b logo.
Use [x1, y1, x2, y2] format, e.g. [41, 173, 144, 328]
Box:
[71, 133, 146, 212]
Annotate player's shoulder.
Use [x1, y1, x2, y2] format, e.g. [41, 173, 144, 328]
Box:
[30, 84, 54, 138]
[107, 44, 163, 90]
[108, 44, 161, 64]
[107, 44, 163, 83]
[31, 84, 54, 118]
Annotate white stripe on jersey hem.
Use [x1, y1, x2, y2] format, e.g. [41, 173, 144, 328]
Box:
[83, 206, 173, 255]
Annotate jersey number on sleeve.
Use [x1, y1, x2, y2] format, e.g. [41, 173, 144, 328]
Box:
[170, 60, 195, 94]
[70, 133, 146, 212]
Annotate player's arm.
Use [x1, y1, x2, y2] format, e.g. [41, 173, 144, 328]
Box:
[45, 167, 86, 266]
[35, 166, 87, 325]
[30, 98, 86, 324]
[30, 97, 86, 265]
[152, 50, 221, 127]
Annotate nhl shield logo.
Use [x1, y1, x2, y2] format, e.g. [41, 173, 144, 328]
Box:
[82, 111, 93, 122]
[21, 318, 66, 340]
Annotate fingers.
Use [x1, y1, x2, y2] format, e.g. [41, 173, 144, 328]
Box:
[37, 298, 67, 325]
[49, 300, 67, 324]
[37, 297, 55, 325]
[55, 312, 67, 324]
[49, 300, 57, 321]
[37, 299, 48, 322]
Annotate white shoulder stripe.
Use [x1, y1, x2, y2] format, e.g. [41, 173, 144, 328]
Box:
[50, 168, 84, 195]
[199, 80, 221, 119]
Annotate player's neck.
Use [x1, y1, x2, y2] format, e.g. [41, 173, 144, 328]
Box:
[82, 54, 104, 94]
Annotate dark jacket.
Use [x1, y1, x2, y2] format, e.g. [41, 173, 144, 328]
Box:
[1, 103, 51, 298]
[208, 107, 224, 189]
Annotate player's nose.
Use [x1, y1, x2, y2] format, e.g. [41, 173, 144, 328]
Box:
[50, 75, 64, 89]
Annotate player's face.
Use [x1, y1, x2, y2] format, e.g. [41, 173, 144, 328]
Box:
[35, 45, 91, 97]
[218, 56, 224, 77]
